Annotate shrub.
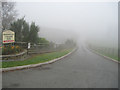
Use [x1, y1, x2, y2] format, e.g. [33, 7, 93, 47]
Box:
[2, 45, 23, 55]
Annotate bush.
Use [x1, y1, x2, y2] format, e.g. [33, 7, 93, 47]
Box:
[2, 45, 23, 55]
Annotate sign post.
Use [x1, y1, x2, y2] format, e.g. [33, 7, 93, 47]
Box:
[28, 43, 30, 49]
[2, 30, 15, 43]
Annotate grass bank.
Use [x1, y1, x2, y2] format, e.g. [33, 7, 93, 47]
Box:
[2, 48, 74, 68]
[89, 47, 118, 61]
[95, 51, 118, 61]
[88, 44, 118, 61]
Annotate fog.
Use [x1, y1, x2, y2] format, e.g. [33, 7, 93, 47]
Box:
[2, 2, 119, 88]
[16, 2, 118, 47]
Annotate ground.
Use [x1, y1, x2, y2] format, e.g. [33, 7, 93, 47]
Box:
[2, 44, 118, 88]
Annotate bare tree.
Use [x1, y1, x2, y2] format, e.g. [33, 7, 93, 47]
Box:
[2, 0, 17, 30]
[0, 1, 2, 42]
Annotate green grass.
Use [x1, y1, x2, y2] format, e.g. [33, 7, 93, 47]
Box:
[94, 49, 118, 61]
[2, 49, 73, 68]
[89, 44, 119, 61]
[102, 53, 118, 61]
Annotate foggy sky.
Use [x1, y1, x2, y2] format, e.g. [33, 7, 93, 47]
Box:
[15, 2, 118, 46]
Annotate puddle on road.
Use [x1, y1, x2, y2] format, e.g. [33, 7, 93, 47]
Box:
[31, 66, 51, 71]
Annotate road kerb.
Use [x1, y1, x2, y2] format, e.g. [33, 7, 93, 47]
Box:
[2, 48, 77, 72]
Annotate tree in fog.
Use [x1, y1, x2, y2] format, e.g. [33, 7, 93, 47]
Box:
[2, 1, 17, 30]
[22, 21, 29, 42]
[64, 39, 76, 48]
[10, 18, 29, 42]
[38, 38, 49, 44]
[0, 2, 2, 43]
[10, 18, 40, 44]
[49, 41, 55, 50]
[29, 22, 39, 44]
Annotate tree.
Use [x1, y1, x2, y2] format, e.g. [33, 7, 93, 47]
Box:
[22, 21, 29, 42]
[10, 18, 29, 42]
[49, 41, 55, 50]
[10, 18, 40, 44]
[2, 1, 17, 30]
[64, 39, 76, 48]
[0, 2, 2, 44]
[10, 18, 23, 42]
[38, 38, 49, 44]
[29, 22, 39, 44]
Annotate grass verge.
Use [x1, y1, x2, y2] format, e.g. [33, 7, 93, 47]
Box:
[93, 50, 118, 61]
[2, 48, 73, 68]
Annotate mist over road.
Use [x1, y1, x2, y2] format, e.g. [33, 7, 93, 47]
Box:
[2, 44, 118, 88]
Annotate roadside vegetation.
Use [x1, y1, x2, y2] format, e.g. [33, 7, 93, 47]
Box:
[2, 48, 73, 68]
[1, 0, 77, 68]
[88, 44, 118, 61]
[1, 45, 23, 55]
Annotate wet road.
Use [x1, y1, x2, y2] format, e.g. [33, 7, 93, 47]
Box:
[2, 45, 118, 88]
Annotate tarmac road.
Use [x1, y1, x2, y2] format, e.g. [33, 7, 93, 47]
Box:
[2, 44, 118, 88]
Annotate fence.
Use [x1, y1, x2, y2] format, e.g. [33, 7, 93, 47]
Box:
[1, 42, 76, 60]
[1, 50, 27, 60]
[88, 44, 118, 60]
[1, 42, 28, 60]
[28, 43, 75, 54]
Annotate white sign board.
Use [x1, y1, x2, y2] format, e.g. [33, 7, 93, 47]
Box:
[3, 30, 15, 43]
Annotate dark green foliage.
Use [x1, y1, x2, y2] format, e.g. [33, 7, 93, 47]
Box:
[10, 18, 41, 44]
[22, 21, 29, 42]
[29, 22, 39, 44]
[10, 18, 26, 42]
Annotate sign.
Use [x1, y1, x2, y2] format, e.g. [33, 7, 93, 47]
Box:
[3, 30, 15, 43]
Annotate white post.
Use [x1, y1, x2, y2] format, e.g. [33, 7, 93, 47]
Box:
[28, 43, 31, 49]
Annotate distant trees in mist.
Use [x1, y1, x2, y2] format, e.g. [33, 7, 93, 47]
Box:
[10, 17, 49, 44]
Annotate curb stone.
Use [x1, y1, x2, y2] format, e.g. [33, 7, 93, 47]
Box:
[2, 48, 77, 72]
[88, 47, 120, 64]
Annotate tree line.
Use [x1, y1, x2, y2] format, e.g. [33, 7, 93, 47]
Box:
[10, 17, 41, 44]
[2, 1, 49, 44]
[1, 1, 76, 47]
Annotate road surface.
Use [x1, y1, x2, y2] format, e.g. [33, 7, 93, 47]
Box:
[2, 44, 118, 88]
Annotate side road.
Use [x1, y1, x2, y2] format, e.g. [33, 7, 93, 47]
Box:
[2, 48, 77, 72]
